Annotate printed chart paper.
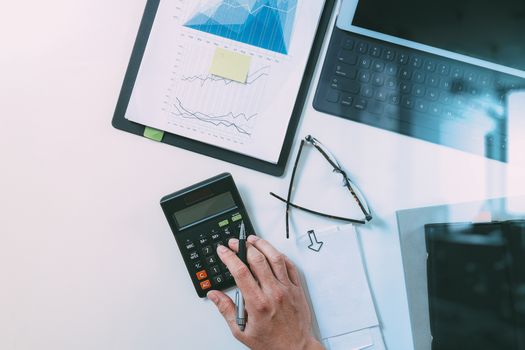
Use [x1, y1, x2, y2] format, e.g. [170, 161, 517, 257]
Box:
[125, 0, 326, 163]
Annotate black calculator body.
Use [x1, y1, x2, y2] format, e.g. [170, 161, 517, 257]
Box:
[160, 173, 255, 298]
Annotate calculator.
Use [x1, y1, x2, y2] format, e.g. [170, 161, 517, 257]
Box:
[160, 173, 256, 298]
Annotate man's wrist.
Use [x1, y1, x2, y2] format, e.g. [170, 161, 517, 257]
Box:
[304, 337, 325, 350]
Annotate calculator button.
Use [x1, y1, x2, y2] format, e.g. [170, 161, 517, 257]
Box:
[213, 241, 224, 250]
[211, 232, 221, 241]
[210, 265, 221, 276]
[231, 213, 242, 222]
[202, 245, 213, 256]
[189, 251, 200, 260]
[196, 270, 208, 281]
[212, 275, 225, 285]
[206, 255, 218, 265]
[225, 271, 233, 280]
[200, 280, 212, 290]
[193, 261, 203, 270]
[218, 219, 229, 228]
[198, 235, 209, 245]
[185, 241, 196, 250]
[223, 227, 233, 237]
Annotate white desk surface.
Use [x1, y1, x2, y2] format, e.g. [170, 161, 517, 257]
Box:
[2, 1, 525, 349]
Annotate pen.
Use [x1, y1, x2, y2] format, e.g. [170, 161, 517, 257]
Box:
[235, 221, 248, 331]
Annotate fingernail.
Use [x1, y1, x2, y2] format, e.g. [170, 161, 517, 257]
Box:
[207, 291, 218, 303]
[248, 235, 259, 243]
[229, 238, 239, 244]
[217, 244, 229, 254]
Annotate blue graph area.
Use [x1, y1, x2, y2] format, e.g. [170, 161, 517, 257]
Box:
[185, 0, 297, 55]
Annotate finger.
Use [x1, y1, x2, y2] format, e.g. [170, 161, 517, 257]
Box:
[284, 256, 301, 286]
[247, 235, 290, 285]
[228, 239, 278, 288]
[207, 290, 244, 340]
[216, 244, 262, 302]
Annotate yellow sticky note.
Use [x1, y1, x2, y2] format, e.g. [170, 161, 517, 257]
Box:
[209, 48, 251, 83]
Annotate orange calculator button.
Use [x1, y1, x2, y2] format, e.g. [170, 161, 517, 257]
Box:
[196, 270, 208, 281]
[200, 280, 212, 290]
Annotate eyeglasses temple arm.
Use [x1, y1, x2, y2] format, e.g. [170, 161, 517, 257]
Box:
[270, 192, 367, 225]
[285, 139, 306, 238]
[342, 179, 373, 221]
[311, 142, 373, 222]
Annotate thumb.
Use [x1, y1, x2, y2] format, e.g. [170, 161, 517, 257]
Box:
[207, 290, 244, 339]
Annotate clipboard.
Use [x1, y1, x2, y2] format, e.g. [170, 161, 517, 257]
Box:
[112, 0, 336, 177]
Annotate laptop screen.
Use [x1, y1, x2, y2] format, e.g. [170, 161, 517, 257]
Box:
[352, 0, 525, 71]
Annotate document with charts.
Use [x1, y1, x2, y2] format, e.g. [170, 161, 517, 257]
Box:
[125, 0, 326, 163]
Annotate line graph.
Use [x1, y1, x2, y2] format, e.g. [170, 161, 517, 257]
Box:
[185, 0, 297, 54]
[162, 4, 280, 144]
[181, 66, 270, 87]
[170, 97, 257, 136]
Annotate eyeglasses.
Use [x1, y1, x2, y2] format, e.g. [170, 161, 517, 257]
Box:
[270, 135, 372, 239]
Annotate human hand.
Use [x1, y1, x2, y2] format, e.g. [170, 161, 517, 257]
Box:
[207, 235, 324, 350]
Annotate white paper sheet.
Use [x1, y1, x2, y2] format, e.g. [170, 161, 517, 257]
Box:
[295, 225, 386, 348]
[125, 0, 326, 163]
[324, 326, 386, 350]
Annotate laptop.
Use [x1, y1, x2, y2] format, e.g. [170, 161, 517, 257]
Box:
[314, 0, 525, 162]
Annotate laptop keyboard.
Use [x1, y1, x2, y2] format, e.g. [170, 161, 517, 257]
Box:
[314, 26, 525, 162]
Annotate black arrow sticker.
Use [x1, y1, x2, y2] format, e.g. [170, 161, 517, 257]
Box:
[307, 230, 324, 252]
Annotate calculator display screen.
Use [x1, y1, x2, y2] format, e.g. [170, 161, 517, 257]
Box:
[174, 192, 236, 228]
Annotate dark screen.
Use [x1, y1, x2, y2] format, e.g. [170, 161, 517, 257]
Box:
[173, 192, 236, 228]
[425, 221, 525, 350]
[352, 0, 525, 71]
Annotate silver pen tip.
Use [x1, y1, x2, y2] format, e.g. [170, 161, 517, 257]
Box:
[239, 221, 246, 240]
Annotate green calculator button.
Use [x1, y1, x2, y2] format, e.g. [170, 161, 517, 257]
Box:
[219, 219, 229, 228]
[232, 214, 242, 222]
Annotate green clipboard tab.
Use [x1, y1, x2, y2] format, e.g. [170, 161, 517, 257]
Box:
[144, 127, 165, 142]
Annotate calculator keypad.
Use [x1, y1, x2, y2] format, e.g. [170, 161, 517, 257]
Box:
[180, 211, 252, 296]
